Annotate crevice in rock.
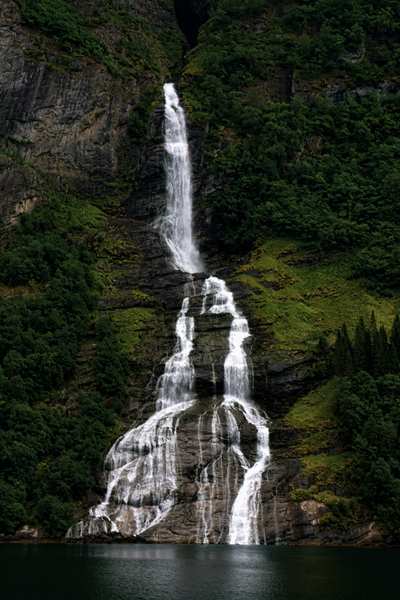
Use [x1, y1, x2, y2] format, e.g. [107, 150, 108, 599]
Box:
[173, 0, 209, 47]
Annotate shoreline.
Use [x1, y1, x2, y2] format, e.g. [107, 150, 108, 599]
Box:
[1, 537, 398, 548]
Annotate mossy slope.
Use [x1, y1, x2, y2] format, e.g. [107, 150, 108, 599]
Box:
[232, 239, 399, 354]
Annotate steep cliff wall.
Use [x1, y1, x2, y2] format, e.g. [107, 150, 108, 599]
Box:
[0, 0, 397, 545]
[0, 0, 185, 226]
[120, 100, 386, 545]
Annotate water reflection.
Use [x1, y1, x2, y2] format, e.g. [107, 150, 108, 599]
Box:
[0, 544, 398, 600]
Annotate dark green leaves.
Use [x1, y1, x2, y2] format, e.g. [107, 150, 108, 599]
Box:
[340, 372, 400, 531]
[15, 0, 106, 61]
[0, 201, 117, 536]
[95, 317, 128, 398]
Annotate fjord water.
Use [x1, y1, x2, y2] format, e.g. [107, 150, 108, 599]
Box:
[1, 544, 399, 600]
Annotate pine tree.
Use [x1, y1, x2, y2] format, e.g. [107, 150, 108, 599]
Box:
[332, 330, 345, 376]
[390, 315, 400, 359]
[363, 329, 373, 375]
[332, 324, 353, 376]
[343, 348, 354, 378]
[342, 323, 353, 354]
[388, 343, 400, 374]
[342, 324, 354, 377]
[381, 326, 391, 373]
[373, 325, 390, 377]
[353, 316, 366, 372]
[369, 310, 378, 341]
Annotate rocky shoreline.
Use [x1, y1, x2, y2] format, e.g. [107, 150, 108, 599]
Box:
[1, 524, 397, 547]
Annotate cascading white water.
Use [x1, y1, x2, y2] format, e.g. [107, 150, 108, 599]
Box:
[67, 297, 196, 538]
[201, 277, 271, 545]
[67, 83, 199, 539]
[68, 83, 271, 544]
[154, 83, 203, 274]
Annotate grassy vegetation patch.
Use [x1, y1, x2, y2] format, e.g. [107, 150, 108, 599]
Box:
[295, 429, 341, 455]
[286, 379, 352, 500]
[92, 234, 142, 294]
[234, 239, 400, 352]
[299, 452, 353, 487]
[285, 378, 345, 431]
[55, 195, 105, 236]
[112, 307, 160, 360]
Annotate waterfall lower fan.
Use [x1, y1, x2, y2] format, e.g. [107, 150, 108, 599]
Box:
[67, 84, 271, 544]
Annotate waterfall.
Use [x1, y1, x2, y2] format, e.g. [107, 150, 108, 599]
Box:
[201, 277, 271, 544]
[67, 83, 270, 544]
[67, 83, 199, 539]
[67, 297, 196, 538]
[154, 83, 203, 274]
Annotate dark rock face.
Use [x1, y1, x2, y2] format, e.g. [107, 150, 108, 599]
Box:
[173, 0, 209, 47]
[0, 0, 175, 231]
[130, 105, 167, 223]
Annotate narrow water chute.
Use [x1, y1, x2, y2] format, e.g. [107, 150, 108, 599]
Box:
[154, 83, 203, 274]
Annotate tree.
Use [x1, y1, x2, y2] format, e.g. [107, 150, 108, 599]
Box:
[353, 316, 366, 371]
[332, 324, 353, 376]
[390, 315, 400, 359]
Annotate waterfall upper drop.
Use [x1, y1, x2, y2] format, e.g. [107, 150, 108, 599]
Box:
[154, 83, 203, 274]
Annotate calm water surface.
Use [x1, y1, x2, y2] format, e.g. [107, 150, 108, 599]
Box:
[0, 544, 398, 600]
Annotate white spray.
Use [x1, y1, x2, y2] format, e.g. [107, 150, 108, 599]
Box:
[201, 277, 271, 544]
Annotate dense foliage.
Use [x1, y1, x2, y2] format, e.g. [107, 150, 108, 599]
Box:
[0, 202, 125, 536]
[340, 372, 400, 531]
[329, 314, 400, 530]
[95, 316, 128, 404]
[16, 0, 184, 79]
[332, 313, 400, 378]
[16, 0, 106, 60]
[182, 0, 400, 292]
[282, 0, 400, 82]
[0, 206, 96, 404]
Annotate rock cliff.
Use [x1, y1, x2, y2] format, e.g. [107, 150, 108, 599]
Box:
[0, 0, 383, 544]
